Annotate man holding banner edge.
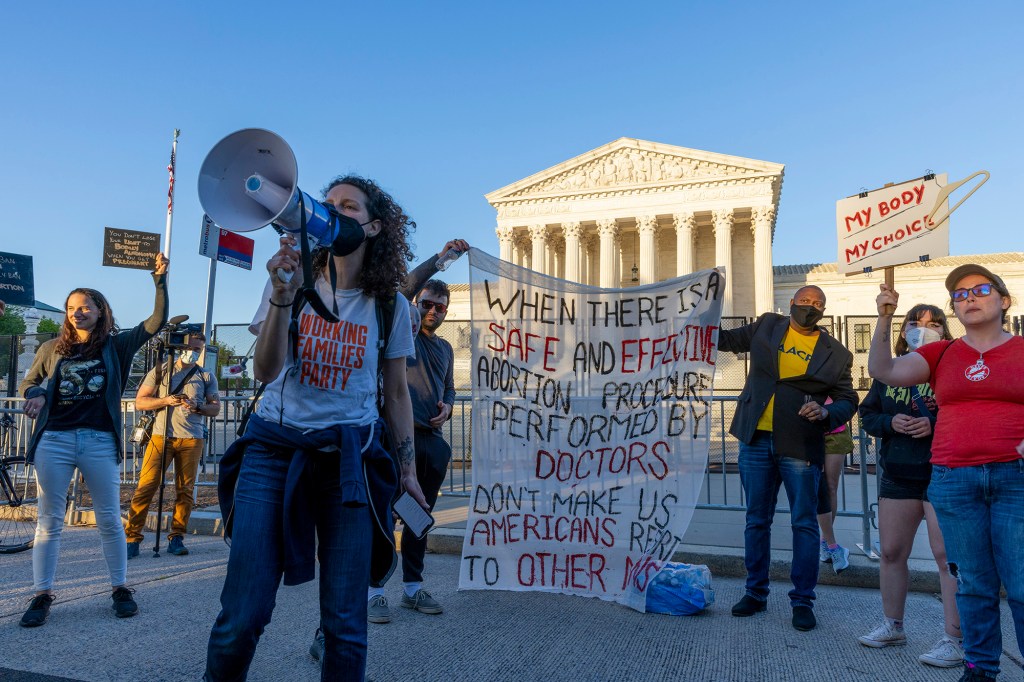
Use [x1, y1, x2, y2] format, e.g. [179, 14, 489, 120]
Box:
[719, 285, 858, 632]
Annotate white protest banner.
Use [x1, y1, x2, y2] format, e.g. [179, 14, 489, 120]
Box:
[459, 249, 723, 612]
[836, 174, 949, 274]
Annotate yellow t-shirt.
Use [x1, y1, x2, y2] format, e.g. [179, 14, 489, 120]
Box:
[756, 328, 819, 432]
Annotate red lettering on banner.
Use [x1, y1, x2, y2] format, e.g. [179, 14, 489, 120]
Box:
[516, 552, 607, 591]
[488, 323, 558, 369]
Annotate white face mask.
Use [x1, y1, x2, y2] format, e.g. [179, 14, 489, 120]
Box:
[180, 349, 200, 364]
[905, 326, 941, 351]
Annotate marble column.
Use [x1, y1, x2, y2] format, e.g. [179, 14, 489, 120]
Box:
[529, 224, 548, 275]
[673, 212, 696, 276]
[637, 215, 658, 285]
[713, 209, 735, 316]
[751, 206, 776, 316]
[497, 225, 514, 263]
[562, 221, 582, 283]
[582, 234, 596, 285]
[597, 219, 619, 288]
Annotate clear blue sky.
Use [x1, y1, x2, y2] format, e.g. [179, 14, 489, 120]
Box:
[2, 1, 1020, 328]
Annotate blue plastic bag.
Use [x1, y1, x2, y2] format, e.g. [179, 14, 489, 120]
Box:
[645, 562, 715, 616]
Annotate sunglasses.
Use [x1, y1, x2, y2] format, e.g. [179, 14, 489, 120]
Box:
[419, 300, 448, 314]
[951, 283, 994, 302]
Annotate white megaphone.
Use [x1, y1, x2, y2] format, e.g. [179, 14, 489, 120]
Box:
[198, 128, 341, 281]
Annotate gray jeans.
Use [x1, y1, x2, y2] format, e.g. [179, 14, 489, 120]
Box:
[33, 429, 126, 591]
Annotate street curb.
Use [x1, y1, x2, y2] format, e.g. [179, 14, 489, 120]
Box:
[73, 507, 942, 594]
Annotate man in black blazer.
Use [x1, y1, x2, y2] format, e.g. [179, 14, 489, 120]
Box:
[718, 285, 858, 632]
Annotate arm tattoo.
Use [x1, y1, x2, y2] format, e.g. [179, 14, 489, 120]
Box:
[396, 437, 414, 466]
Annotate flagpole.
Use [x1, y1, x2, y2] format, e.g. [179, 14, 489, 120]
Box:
[164, 129, 180, 259]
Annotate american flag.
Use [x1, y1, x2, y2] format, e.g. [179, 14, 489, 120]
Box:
[167, 129, 179, 215]
[167, 150, 176, 214]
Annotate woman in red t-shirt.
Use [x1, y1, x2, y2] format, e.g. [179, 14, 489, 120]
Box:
[868, 263, 1024, 681]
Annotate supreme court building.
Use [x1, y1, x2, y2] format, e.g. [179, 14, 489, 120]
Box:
[487, 137, 784, 317]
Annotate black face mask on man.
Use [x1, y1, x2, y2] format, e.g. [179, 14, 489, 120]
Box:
[790, 304, 824, 328]
[327, 209, 373, 257]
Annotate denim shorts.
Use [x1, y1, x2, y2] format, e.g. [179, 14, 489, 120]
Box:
[878, 473, 929, 501]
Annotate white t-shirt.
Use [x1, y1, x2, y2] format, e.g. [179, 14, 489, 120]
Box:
[251, 278, 414, 430]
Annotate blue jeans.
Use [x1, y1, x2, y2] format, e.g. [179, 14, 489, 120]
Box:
[738, 431, 821, 608]
[204, 442, 371, 682]
[929, 459, 1024, 676]
[33, 429, 126, 591]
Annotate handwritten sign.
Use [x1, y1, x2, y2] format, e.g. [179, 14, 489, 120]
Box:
[198, 215, 255, 270]
[102, 227, 161, 270]
[459, 249, 722, 612]
[0, 251, 35, 306]
[836, 174, 949, 274]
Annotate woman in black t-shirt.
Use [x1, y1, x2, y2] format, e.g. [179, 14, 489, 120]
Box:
[18, 255, 169, 627]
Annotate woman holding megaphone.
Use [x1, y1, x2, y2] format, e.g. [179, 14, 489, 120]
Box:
[18, 253, 170, 627]
[204, 175, 427, 682]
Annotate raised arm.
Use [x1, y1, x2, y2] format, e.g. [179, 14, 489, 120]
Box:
[399, 239, 469, 300]
[867, 284, 930, 387]
[253, 236, 302, 383]
[142, 254, 171, 335]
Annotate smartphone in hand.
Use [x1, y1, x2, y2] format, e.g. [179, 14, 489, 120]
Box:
[393, 491, 435, 539]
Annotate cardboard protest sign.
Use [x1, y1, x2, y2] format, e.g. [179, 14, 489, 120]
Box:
[102, 227, 161, 270]
[0, 251, 35, 306]
[836, 175, 949, 274]
[199, 215, 255, 270]
[459, 249, 723, 612]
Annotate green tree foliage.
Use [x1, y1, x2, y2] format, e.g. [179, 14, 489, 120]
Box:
[38, 318, 61, 334]
[0, 308, 27, 335]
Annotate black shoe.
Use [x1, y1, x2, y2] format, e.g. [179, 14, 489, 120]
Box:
[20, 594, 55, 627]
[958, 664, 998, 681]
[309, 627, 324, 665]
[792, 605, 816, 631]
[731, 595, 767, 617]
[111, 587, 138, 618]
[167, 537, 189, 555]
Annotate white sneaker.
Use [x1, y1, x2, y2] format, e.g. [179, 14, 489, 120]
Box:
[918, 636, 964, 668]
[828, 545, 851, 573]
[819, 540, 831, 563]
[858, 620, 907, 648]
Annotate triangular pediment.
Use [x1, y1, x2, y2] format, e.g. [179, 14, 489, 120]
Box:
[486, 138, 784, 203]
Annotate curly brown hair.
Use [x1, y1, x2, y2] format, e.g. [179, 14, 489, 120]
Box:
[55, 288, 118, 359]
[310, 175, 415, 300]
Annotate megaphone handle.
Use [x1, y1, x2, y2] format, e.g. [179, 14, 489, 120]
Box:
[276, 268, 293, 283]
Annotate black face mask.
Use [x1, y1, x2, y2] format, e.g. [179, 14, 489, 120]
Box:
[790, 304, 824, 328]
[327, 209, 372, 257]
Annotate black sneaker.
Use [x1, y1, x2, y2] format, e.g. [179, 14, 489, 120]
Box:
[111, 587, 138, 618]
[20, 594, 55, 627]
[167, 537, 189, 556]
[731, 595, 767, 617]
[126, 540, 140, 560]
[958, 664, 998, 681]
[792, 605, 816, 631]
[309, 627, 324, 665]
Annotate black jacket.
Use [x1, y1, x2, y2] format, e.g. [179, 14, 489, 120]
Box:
[858, 379, 936, 480]
[718, 313, 859, 464]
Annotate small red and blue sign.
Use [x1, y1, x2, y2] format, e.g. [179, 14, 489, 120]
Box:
[199, 215, 254, 270]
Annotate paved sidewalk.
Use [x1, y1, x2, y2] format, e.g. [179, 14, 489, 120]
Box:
[2, 524, 1022, 681]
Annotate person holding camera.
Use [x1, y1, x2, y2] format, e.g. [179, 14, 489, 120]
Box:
[125, 331, 220, 558]
[18, 254, 169, 628]
[204, 176, 427, 682]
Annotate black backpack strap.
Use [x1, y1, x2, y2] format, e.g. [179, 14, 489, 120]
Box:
[375, 292, 397, 412]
